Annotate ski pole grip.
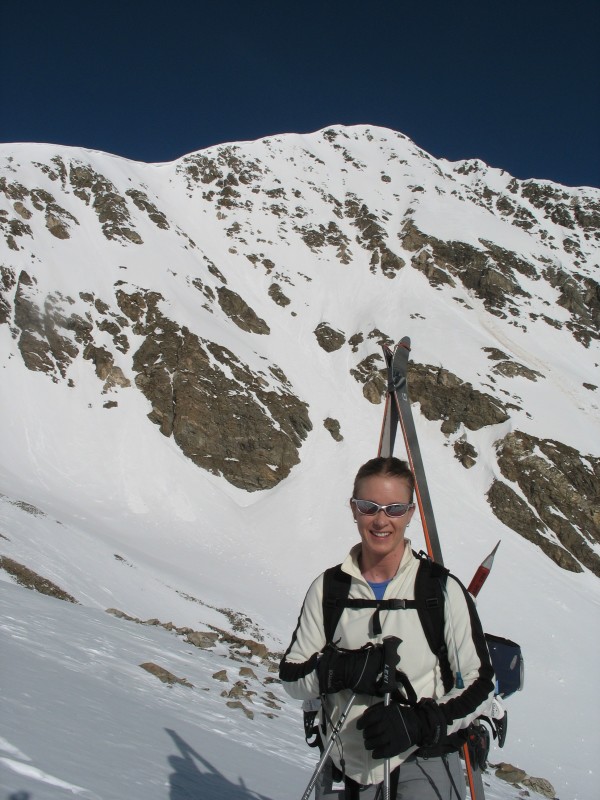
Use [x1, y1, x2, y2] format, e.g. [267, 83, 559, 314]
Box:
[381, 636, 401, 695]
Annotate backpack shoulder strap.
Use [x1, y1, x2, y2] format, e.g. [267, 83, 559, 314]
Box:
[414, 550, 454, 693]
[322, 564, 351, 643]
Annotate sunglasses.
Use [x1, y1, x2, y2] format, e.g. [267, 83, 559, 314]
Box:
[351, 499, 415, 518]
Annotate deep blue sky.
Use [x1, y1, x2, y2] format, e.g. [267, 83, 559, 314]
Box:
[3, 0, 599, 187]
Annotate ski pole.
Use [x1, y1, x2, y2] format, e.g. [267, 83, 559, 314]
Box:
[300, 693, 356, 800]
[380, 636, 401, 800]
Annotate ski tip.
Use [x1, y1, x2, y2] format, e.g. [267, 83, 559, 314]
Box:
[399, 336, 411, 351]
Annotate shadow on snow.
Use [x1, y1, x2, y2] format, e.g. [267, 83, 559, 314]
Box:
[166, 728, 275, 800]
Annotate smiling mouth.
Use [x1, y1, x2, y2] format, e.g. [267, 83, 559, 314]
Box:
[370, 530, 391, 538]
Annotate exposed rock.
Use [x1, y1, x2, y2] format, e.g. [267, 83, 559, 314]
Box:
[494, 431, 600, 575]
[13, 201, 32, 220]
[366, 328, 394, 347]
[268, 283, 291, 307]
[484, 347, 543, 381]
[140, 661, 194, 689]
[139, 662, 193, 688]
[0, 180, 78, 245]
[68, 162, 142, 243]
[350, 353, 386, 404]
[225, 700, 254, 719]
[522, 776, 556, 798]
[0, 266, 16, 324]
[129, 291, 311, 490]
[296, 220, 352, 264]
[83, 344, 131, 392]
[239, 667, 258, 680]
[494, 762, 527, 784]
[408, 363, 510, 434]
[125, 189, 170, 229]
[348, 332, 364, 352]
[0, 556, 78, 603]
[0, 496, 46, 517]
[400, 219, 535, 316]
[491, 762, 557, 797]
[487, 480, 582, 572]
[221, 680, 256, 702]
[314, 322, 346, 352]
[217, 286, 270, 334]
[491, 361, 544, 381]
[14, 273, 86, 380]
[543, 266, 599, 346]
[186, 631, 220, 649]
[453, 435, 477, 468]
[324, 417, 343, 442]
[345, 195, 404, 277]
[212, 669, 229, 682]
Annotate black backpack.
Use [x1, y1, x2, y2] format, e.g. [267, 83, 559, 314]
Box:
[304, 551, 522, 764]
[322, 551, 455, 693]
[321, 550, 523, 700]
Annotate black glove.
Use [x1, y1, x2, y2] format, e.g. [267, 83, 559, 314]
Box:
[317, 642, 384, 695]
[356, 698, 447, 759]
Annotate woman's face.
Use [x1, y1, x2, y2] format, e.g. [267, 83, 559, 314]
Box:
[351, 474, 415, 564]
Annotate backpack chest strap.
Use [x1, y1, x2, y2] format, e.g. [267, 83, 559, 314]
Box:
[324, 597, 418, 635]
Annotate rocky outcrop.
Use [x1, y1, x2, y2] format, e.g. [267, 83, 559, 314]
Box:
[295, 220, 352, 264]
[68, 162, 142, 243]
[483, 347, 544, 380]
[487, 480, 582, 572]
[408, 363, 510, 435]
[139, 662, 193, 688]
[350, 353, 511, 434]
[268, 282, 291, 307]
[0, 176, 79, 245]
[453, 435, 478, 468]
[345, 194, 405, 277]
[14, 271, 90, 381]
[323, 417, 343, 441]
[217, 286, 270, 334]
[314, 322, 346, 352]
[400, 219, 533, 317]
[83, 344, 131, 392]
[542, 265, 599, 346]
[493, 761, 556, 798]
[0, 556, 78, 603]
[492, 431, 600, 576]
[120, 289, 311, 491]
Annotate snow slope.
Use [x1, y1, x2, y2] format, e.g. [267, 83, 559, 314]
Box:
[1, 125, 598, 799]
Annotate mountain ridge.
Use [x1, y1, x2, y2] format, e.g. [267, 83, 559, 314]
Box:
[1, 124, 599, 798]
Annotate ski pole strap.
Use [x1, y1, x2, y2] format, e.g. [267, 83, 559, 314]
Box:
[303, 709, 323, 750]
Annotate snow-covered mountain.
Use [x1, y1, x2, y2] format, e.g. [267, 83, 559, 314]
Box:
[1, 125, 598, 800]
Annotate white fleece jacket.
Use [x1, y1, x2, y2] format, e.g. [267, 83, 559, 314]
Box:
[279, 542, 495, 786]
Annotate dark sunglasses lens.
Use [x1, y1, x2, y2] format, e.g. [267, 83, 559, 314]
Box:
[356, 500, 379, 515]
[386, 504, 409, 517]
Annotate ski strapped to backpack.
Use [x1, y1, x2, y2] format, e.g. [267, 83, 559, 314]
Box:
[380, 338, 526, 797]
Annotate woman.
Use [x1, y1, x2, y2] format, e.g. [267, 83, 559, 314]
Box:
[279, 457, 494, 799]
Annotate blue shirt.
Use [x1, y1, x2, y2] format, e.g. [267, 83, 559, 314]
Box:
[367, 579, 390, 601]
